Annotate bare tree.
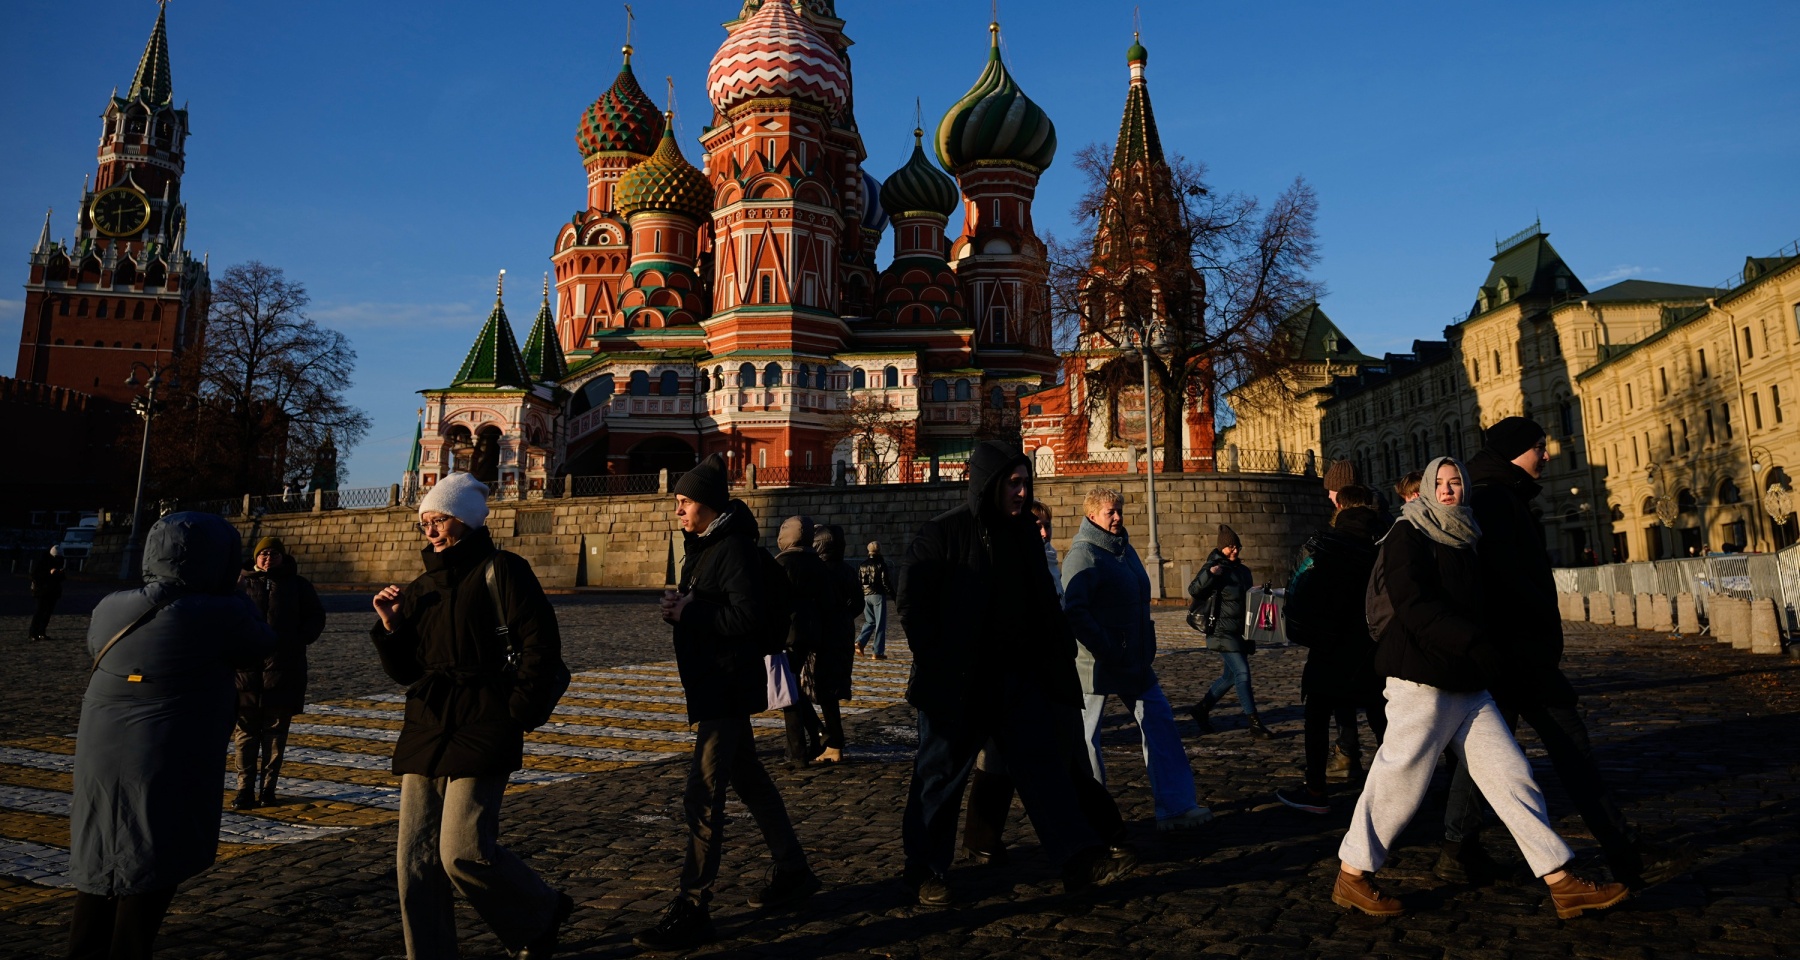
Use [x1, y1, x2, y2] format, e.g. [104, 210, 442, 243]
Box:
[1047, 143, 1323, 471]
[822, 394, 916, 484]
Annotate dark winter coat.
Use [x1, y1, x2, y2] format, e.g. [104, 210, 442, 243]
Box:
[1286, 506, 1385, 704]
[776, 534, 846, 702]
[370, 526, 567, 778]
[673, 500, 771, 723]
[71, 513, 275, 896]
[810, 527, 860, 702]
[1371, 517, 1503, 692]
[238, 554, 327, 717]
[29, 551, 66, 598]
[1062, 518, 1157, 698]
[858, 555, 892, 596]
[897, 442, 1080, 725]
[1465, 449, 1571, 705]
[1188, 549, 1254, 653]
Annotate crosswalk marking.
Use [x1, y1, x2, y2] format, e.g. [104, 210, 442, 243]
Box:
[0, 650, 915, 906]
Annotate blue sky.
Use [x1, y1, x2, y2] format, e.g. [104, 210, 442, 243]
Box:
[4, 1, 1797, 488]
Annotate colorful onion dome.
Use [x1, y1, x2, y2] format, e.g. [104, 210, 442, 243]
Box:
[739, 0, 836, 18]
[576, 47, 665, 160]
[935, 23, 1057, 174]
[861, 170, 890, 233]
[882, 129, 960, 217]
[615, 120, 714, 222]
[707, 0, 849, 117]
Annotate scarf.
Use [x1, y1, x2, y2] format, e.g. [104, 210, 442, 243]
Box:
[1399, 455, 1482, 549]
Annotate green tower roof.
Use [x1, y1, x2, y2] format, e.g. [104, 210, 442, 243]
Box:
[128, 2, 174, 106]
[521, 275, 569, 383]
[451, 272, 531, 388]
[935, 22, 1057, 175]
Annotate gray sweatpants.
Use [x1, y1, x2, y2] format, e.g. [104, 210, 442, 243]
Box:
[1339, 678, 1572, 878]
[397, 774, 558, 959]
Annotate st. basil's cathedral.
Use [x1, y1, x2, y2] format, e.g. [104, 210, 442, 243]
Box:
[409, 0, 1215, 492]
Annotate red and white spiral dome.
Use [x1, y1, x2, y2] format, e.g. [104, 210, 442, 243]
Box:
[706, 0, 848, 118]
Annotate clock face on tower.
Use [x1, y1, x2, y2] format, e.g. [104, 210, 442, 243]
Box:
[91, 186, 151, 237]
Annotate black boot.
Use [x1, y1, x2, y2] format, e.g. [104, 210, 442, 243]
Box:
[1188, 695, 1219, 734]
[232, 786, 258, 811]
[1246, 714, 1273, 739]
[633, 895, 715, 951]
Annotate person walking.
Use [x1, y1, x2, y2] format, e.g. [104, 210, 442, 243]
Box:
[898, 440, 1135, 906]
[1333, 456, 1628, 920]
[810, 524, 860, 765]
[370, 472, 574, 960]
[1436, 417, 1693, 889]
[1186, 526, 1269, 738]
[1064, 486, 1212, 831]
[775, 516, 830, 767]
[233, 537, 326, 810]
[1277, 484, 1388, 814]
[69, 513, 275, 960]
[635, 455, 819, 951]
[856, 540, 892, 659]
[27, 544, 66, 641]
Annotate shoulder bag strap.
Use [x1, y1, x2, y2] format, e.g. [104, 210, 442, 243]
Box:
[90, 600, 170, 676]
[483, 553, 519, 671]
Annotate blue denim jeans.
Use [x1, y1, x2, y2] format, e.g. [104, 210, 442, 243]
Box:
[856, 594, 887, 655]
[1207, 651, 1256, 714]
[1080, 683, 1199, 821]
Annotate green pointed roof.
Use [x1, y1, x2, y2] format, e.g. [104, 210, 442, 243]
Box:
[451, 273, 531, 388]
[935, 22, 1057, 175]
[882, 128, 960, 218]
[1283, 302, 1378, 364]
[1112, 37, 1165, 170]
[128, 3, 174, 105]
[405, 416, 423, 472]
[1468, 223, 1587, 318]
[522, 276, 568, 382]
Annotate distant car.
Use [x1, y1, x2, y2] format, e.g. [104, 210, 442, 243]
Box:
[59, 525, 98, 560]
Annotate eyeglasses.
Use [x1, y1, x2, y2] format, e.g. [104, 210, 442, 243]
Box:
[416, 517, 456, 534]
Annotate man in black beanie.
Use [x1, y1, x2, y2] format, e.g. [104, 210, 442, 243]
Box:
[1437, 418, 1692, 890]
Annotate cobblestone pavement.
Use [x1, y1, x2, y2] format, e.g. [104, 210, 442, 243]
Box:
[3, 575, 1799, 958]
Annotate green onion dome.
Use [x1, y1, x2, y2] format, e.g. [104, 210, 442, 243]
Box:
[934, 23, 1057, 175]
[615, 121, 714, 222]
[1127, 35, 1149, 64]
[576, 47, 665, 160]
[882, 129, 960, 218]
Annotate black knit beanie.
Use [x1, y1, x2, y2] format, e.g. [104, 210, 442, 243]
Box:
[1217, 524, 1241, 551]
[1484, 417, 1546, 461]
[674, 454, 730, 512]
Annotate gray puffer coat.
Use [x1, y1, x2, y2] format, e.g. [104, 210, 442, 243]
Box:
[1062, 518, 1157, 697]
[71, 513, 275, 896]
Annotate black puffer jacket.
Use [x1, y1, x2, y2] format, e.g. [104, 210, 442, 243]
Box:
[1188, 549, 1254, 653]
[1371, 518, 1500, 692]
[898, 442, 1079, 723]
[1466, 449, 1570, 704]
[370, 527, 566, 777]
[1287, 506, 1384, 703]
[238, 554, 327, 717]
[673, 500, 770, 722]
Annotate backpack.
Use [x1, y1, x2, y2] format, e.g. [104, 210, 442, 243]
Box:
[1364, 539, 1396, 644]
[753, 548, 793, 656]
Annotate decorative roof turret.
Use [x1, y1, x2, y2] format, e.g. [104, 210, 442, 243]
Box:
[935, 22, 1056, 175]
[883, 128, 961, 218]
[521, 275, 568, 383]
[615, 117, 714, 222]
[707, 0, 848, 117]
[1111, 33, 1165, 171]
[451, 271, 531, 388]
[576, 46, 665, 160]
[128, 1, 174, 105]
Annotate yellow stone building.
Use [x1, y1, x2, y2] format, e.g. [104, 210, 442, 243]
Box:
[1218, 302, 1376, 476]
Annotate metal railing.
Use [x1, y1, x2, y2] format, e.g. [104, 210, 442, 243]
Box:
[1218, 446, 1318, 477]
[1555, 546, 1800, 633]
[322, 486, 393, 511]
[570, 473, 661, 497]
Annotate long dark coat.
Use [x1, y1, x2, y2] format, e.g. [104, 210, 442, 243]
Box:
[1465, 448, 1571, 705]
[238, 553, 327, 717]
[370, 526, 567, 778]
[71, 513, 275, 896]
[673, 500, 770, 723]
[808, 526, 859, 702]
[29, 550, 65, 599]
[1285, 506, 1385, 704]
[1188, 549, 1255, 653]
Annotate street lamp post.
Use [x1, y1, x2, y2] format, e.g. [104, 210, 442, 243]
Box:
[118, 361, 171, 580]
[1127, 327, 1165, 598]
[1750, 444, 1776, 553]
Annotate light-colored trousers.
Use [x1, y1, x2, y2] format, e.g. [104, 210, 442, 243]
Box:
[1339, 678, 1573, 878]
[1080, 683, 1201, 821]
[397, 773, 558, 959]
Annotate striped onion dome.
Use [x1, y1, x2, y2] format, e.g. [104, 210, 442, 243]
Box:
[576, 47, 665, 160]
[882, 129, 960, 218]
[861, 170, 890, 233]
[739, 0, 836, 18]
[615, 121, 714, 222]
[935, 23, 1057, 175]
[707, 0, 848, 117]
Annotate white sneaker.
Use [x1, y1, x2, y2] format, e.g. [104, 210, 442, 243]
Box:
[1156, 806, 1215, 831]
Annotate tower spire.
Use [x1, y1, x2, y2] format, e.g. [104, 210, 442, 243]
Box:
[35, 208, 53, 255]
[128, 1, 174, 105]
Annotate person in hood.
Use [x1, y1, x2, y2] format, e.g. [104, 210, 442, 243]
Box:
[811, 524, 861, 764]
[1064, 487, 1212, 831]
[371, 472, 574, 959]
[69, 512, 275, 959]
[897, 440, 1137, 906]
[1185, 525, 1270, 738]
[635, 455, 819, 951]
[232, 536, 326, 810]
[1436, 418, 1693, 890]
[775, 515, 830, 767]
[856, 539, 893, 658]
[1334, 457, 1628, 921]
[28, 543, 67, 641]
[1276, 484, 1389, 815]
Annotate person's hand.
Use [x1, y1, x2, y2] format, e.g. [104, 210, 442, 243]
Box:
[1209, 564, 1223, 575]
[663, 592, 695, 624]
[373, 585, 403, 632]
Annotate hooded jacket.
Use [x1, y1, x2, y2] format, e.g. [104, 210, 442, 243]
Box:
[1286, 506, 1385, 702]
[71, 512, 276, 896]
[1188, 549, 1254, 653]
[673, 499, 771, 722]
[1465, 448, 1567, 701]
[1062, 517, 1157, 697]
[370, 526, 566, 777]
[238, 552, 327, 717]
[808, 525, 859, 701]
[897, 442, 1079, 722]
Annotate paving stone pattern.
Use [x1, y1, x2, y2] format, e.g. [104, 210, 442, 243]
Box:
[3, 578, 1799, 958]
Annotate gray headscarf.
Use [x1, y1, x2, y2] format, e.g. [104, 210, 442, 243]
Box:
[1399, 455, 1481, 549]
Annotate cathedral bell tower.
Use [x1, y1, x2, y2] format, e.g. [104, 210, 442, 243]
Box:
[14, 1, 210, 405]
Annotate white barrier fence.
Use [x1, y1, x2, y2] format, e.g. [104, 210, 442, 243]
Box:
[1552, 544, 1798, 654]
